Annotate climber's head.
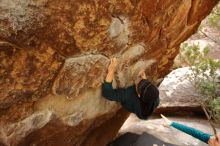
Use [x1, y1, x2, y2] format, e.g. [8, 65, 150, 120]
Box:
[136, 79, 159, 103]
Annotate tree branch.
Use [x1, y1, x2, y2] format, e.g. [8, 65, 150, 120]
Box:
[199, 30, 220, 45]
[202, 105, 219, 141]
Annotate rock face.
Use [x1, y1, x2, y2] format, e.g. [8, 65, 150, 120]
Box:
[156, 67, 202, 115]
[174, 2, 220, 68]
[0, 0, 218, 146]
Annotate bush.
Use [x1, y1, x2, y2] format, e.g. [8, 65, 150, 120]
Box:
[179, 43, 220, 122]
[207, 97, 220, 121]
[208, 3, 220, 29]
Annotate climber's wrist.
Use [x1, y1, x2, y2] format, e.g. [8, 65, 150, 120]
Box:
[105, 71, 114, 83]
[107, 70, 115, 75]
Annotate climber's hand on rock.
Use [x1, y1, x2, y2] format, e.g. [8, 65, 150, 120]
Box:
[105, 58, 118, 83]
[138, 69, 147, 79]
[161, 114, 172, 126]
[108, 58, 118, 74]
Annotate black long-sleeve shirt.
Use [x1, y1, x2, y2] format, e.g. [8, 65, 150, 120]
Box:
[102, 82, 159, 119]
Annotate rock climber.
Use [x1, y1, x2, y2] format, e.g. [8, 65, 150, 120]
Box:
[102, 58, 160, 119]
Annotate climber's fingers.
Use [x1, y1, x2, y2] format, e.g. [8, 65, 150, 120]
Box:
[161, 114, 172, 125]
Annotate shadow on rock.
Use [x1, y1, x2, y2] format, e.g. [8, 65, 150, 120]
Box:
[108, 132, 178, 146]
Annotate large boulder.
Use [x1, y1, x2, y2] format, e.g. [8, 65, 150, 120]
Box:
[156, 67, 202, 115]
[0, 0, 218, 145]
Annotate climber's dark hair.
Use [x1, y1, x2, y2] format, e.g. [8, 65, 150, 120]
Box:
[137, 79, 159, 103]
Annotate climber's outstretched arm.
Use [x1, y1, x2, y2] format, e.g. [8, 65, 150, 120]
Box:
[102, 58, 128, 102]
[161, 114, 220, 146]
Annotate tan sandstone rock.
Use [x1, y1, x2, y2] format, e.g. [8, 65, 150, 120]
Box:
[0, 0, 218, 145]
